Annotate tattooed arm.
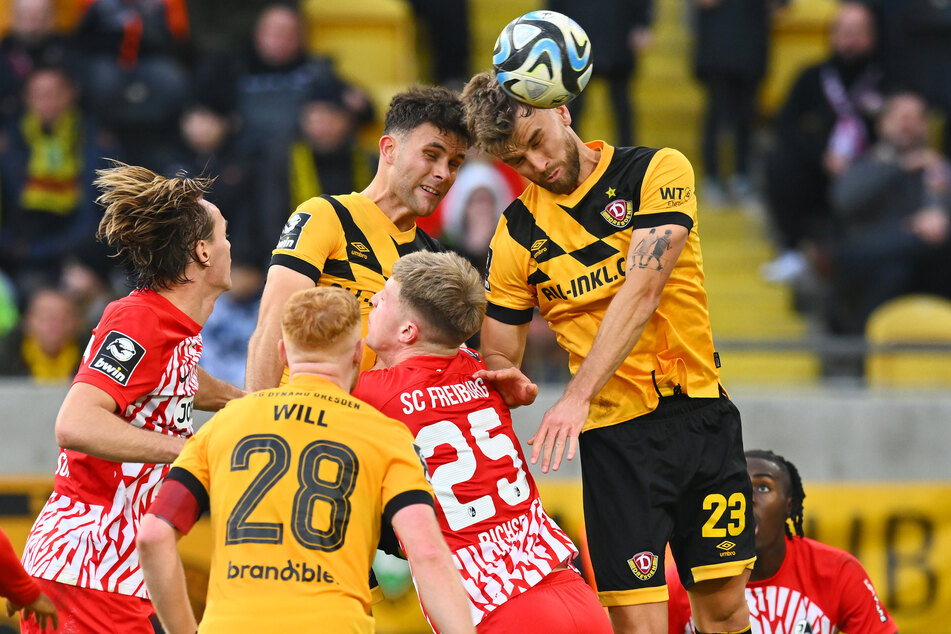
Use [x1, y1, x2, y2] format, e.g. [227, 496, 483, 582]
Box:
[528, 222, 689, 473]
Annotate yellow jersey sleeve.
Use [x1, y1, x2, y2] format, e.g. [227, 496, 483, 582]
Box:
[270, 197, 346, 283]
[635, 148, 697, 231]
[378, 418, 434, 523]
[485, 212, 538, 324]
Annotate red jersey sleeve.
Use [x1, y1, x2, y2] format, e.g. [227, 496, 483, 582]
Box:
[73, 304, 164, 412]
[0, 528, 41, 607]
[835, 552, 897, 633]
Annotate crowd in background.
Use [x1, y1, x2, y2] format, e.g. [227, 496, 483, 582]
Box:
[1, 0, 950, 385]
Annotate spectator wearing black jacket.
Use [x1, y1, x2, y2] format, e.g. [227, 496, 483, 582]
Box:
[761, 1, 885, 284]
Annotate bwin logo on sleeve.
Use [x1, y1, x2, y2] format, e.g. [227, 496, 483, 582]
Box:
[90, 331, 146, 386]
[275, 212, 312, 251]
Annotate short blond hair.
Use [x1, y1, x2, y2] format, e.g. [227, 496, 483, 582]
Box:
[391, 251, 485, 346]
[281, 287, 360, 353]
[461, 71, 534, 157]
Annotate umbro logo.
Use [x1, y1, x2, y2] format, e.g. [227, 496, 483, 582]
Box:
[530, 238, 549, 259]
[716, 540, 736, 551]
[351, 242, 369, 253]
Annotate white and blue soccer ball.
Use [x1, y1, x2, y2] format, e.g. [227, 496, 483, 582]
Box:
[493, 10, 593, 109]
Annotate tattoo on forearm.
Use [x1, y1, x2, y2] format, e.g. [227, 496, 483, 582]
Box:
[629, 228, 673, 272]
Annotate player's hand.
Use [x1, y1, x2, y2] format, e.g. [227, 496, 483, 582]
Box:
[7, 593, 59, 630]
[528, 393, 589, 473]
[473, 367, 538, 407]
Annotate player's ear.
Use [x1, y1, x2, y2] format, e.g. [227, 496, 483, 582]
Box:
[277, 338, 288, 367]
[194, 239, 210, 266]
[353, 337, 364, 367]
[554, 105, 572, 126]
[401, 319, 418, 345]
[379, 134, 397, 163]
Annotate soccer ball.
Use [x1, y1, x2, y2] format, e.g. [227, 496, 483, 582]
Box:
[493, 10, 593, 109]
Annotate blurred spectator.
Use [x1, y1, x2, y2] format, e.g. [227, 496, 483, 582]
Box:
[75, 0, 189, 167]
[761, 1, 884, 283]
[60, 259, 116, 335]
[202, 3, 373, 152]
[405, 0, 470, 89]
[825, 92, 951, 334]
[438, 155, 519, 272]
[549, 0, 653, 147]
[163, 103, 267, 267]
[197, 260, 263, 388]
[282, 77, 376, 220]
[692, 0, 786, 206]
[0, 287, 84, 382]
[877, 0, 951, 156]
[196, 3, 373, 259]
[0, 0, 74, 124]
[0, 65, 115, 298]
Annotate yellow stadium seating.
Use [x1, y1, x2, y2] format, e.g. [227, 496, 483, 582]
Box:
[866, 294, 951, 388]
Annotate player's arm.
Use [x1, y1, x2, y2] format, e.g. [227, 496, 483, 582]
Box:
[837, 554, 899, 633]
[475, 318, 538, 408]
[55, 382, 186, 463]
[245, 265, 314, 391]
[1, 529, 58, 631]
[194, 365, 244, 411]
[392, 503, 475, 634]
[531, 222, 689, 473]
[137, 514, 196, 634]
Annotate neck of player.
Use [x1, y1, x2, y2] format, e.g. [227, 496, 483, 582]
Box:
[287, 361, 355, 392]
[375, 341, 461, 369]
[158, 283, 225, 327]
[750, 535, 788, 582]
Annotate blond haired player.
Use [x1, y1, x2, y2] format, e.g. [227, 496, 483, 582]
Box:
[354, 251, 611, 633]
[138, 287, 473, 634]
[461, 72, 755, 634]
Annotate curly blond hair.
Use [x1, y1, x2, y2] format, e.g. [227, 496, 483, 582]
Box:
[461, 71, 534, 156]
[95, 162, 215, 290]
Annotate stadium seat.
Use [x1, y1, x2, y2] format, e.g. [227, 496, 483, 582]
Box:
[865, 294, 951, 388]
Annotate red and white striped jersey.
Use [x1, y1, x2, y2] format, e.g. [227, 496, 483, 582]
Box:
[354, 349, 577, 626]
[23, 289, 202, 598]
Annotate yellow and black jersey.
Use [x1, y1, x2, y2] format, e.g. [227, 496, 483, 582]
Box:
[167, 374, 434, 633]
[270, 193, 444, 370]
[485, 142, 721, 431]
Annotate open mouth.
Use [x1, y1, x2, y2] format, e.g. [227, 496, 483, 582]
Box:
[421, 184, 440, 197]
[546, 168, 561, 183]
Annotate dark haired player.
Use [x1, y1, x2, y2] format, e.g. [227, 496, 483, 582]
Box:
[20, 163, 242, 634]
[246, 85, 470, 389]
[667, 450, 898, 634]
[462, 72, 754, 634]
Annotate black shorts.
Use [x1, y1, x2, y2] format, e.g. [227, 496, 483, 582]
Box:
[578, 394, 755, 607]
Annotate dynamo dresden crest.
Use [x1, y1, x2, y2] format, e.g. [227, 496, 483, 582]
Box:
[601, 199, 633, 228]
[627, 551, 658, 580]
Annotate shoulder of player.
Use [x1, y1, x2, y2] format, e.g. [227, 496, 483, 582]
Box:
[799, 537, 868, 571]
[644, 147, 692, 176]
[293, 195, 349, 226]
[94, 297, 166, 344]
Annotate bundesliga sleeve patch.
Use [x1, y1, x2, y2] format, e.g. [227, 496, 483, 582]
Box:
[275, 212, 312, 251]
[89, 331, 146, 386]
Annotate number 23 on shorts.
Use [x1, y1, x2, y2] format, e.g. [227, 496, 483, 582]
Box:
[701, 492, 746, 538]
